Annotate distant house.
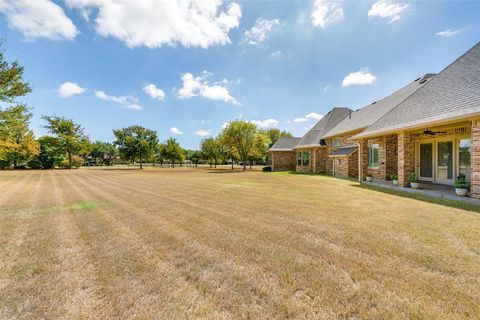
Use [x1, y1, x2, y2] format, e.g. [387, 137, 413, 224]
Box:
[267, 42, 480, 198]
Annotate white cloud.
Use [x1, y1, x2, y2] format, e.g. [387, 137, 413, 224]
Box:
[435, 29, 460, 37]
[0, 0, 78, 40]
[170, 127, 183, 135]
[94, 90, 141, 110]
[194, 129, 212, 137]
[342, 70, 377, 87]
[294, 112, 324, 123]
[124, 104, 141, 111]
[250, 119, 279, 129]
[311, 0, 344, 28]
[65, 0, 241, 48]
[243, 18, 280, 45]
[58, 82, 85, 98]
[368, 0, 409, 23]
[177, 72, 239, 105]
[143, 84, 165, 100]
[270, 50, 283, 58]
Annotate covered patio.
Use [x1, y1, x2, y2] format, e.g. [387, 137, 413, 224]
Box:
[364, 179, 480, 204]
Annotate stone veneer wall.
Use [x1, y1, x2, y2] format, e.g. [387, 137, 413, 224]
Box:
[332, 157, 347, 178]
[268, 151, 296, 171]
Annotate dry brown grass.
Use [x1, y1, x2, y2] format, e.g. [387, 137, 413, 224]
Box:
[1, 167, 479, 319]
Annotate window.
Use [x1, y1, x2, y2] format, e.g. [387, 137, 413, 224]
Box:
[459, 139, 471, 181]
[332, 137, 341, 147]
[303, 151, 310, 166]
[368, 144, 379, 168]
[296, 151, 310, 166]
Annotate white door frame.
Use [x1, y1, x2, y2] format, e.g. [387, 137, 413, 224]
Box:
[416, 138, 457, 185]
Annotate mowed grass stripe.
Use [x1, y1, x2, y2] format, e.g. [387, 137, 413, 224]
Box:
[76, 170, 479, 318]
[64, 170, 235, 319]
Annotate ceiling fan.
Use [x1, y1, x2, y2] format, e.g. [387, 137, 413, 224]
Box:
[423, 128, 447, 136]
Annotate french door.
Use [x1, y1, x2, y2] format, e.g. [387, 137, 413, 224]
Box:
[417, 140, 455, 185]
[419, 143, 433, 181]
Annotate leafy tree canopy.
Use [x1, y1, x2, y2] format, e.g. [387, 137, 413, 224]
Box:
[113, 125, 158, 169]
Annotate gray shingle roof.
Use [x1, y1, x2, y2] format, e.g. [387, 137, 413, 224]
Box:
[330, 146, 358, 157]
[268, 137, 302, 151]
[356, 42, 480, 138]
[295, 107, 352, 148]
[323, 74, 435, 138]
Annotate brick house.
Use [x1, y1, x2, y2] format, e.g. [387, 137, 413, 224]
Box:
[267, 137, 301, 171]
[267, 42, 480, 198]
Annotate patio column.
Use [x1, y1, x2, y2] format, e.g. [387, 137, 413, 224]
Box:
[471, 120, 480, 198]
[398, 131, 414, 187]
[271, 152, 275, 171]
[357, 139, 368, 182]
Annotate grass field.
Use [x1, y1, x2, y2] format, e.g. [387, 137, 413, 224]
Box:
[1, 167, 479, 319]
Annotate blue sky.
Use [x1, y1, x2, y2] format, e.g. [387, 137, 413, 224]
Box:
[0, 0, 479, 149]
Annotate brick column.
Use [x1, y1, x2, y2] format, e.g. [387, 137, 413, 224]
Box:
[398, 132, 414, 187]
[271, 151, 275, 171]
[313, 148, 317, 173]
[471, 120, 480, 198]
[357, 139, 368, 182]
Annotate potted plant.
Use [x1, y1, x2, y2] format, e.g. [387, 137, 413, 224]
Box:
[366, 173, 373, 182]
[390, 173, 398, 186]
[454, 176, 469, 196]
[409, 172, 419, 189]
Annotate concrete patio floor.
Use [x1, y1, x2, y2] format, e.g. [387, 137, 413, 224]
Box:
[364, 180, 480, 205]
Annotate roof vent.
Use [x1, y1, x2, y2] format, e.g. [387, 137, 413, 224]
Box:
[372, 101, 377, 105]
[419, 79, 427, 84]
[414, 77, 421, 81]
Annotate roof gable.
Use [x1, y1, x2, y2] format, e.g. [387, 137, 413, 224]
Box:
[295, 107, 352, 148]
[323, 74, 435, 138]
[268, 137, 302, 151]
[356, 42, 480, 138]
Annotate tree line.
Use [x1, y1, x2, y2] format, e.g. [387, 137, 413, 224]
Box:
[0, 45, 291, 170]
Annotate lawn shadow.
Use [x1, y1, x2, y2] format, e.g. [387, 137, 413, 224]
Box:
[353, 183, 480, 213]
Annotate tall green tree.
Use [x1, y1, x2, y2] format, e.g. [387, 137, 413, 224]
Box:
[185, 149, 201, 167]
[0, 46, 31, 104]
[200, 137, 223, 168]
[90, 141, 118, 165]
[248, 130, 270, 168]
[219, 120, 258, 170]
[42, 116, 89, 169]
[113, 125, 158, 169]
[162, 137, 184, 168]
[263, 128, 292, 148]
[0, 44, 37, 168]
[37, 136, 64, 169]
[0, 105, 39, 167]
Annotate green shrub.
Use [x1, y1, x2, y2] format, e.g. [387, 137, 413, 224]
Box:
[262, 166, 272, 172]
[454, 176, 469, 189]
[27, 159, 43, 169]
[409, 172, 418, 182]
[71, 155, 83, 168]
[0, 159, 11, 169]
[390, 173, 398, 180]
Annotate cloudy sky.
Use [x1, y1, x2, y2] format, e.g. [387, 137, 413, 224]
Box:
[0, 0, 479, 149]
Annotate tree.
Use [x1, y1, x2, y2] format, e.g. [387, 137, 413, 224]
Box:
[0, 45, 31, 104]
[0, 45, 37, 168]
[263, 128, 292, 148]
[162, 137, 184, 168]
[90, 141, 118, 165]
[0, 105, 39, 168]
[200, 137, 223, 168]
[185, 149, 201, 167]
[219, 120, 258, 170]
[37, 136, 64, 169]
[248, 130, 270, 168]
[42, 116, 89, 169]
[113, 125, 158, 169]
